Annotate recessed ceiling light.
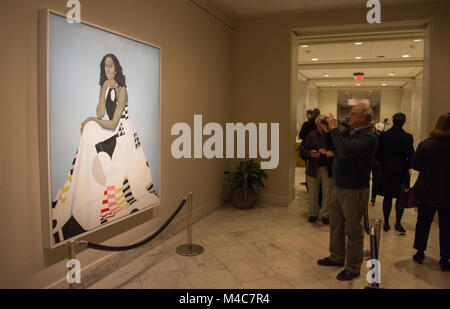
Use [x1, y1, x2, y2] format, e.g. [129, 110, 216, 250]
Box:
[382, 83, 387, 86]
[356, 83, 361, 86]
[355, 56, 362, 60]
[301, 45, 309, 48]
[402, 55, 410, 58]
[324, 74, 329, 77]
[414, 39, 422, 42]
[354, 42, 363, 45]
[389, 73, 395, 76]
[312, 58, 319, 61]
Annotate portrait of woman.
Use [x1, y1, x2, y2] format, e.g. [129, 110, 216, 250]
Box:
[51, 54, 159, 244]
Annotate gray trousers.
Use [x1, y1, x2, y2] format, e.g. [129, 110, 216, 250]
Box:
[328, 184, 369, 274]
[306, 167, 332, 218]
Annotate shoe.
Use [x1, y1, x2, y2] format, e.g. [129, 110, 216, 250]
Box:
[336, 269, 360, 281]
[322, 217, 329, 225]
[308, 216, 318, 223]
[300, 182, 307, 186]
[395, 223, 406, 235]
[439, 259, 450, 272]
[413, 251, 425, 265]
[383, 223, 390, 232]
[317, 257, 344, 267]
[370, 198, 376, 206]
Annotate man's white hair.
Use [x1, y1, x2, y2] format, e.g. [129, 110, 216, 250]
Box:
[357, 103, 374, 125]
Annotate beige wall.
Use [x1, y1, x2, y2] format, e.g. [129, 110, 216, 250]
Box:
[1, 0, 450, 289]
[380, 89, 402, 123]
[318, 89, 338, 118]
[232, 1, 450, 199]
[0, 0, 232, 288]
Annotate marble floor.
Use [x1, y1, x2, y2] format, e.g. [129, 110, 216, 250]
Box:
[90, 168, 450, 289]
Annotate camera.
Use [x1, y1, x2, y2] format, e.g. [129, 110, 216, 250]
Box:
[321, 118, 328, 126]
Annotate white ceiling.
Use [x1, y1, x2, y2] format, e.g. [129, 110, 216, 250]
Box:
[298, 38, 424, 88]
[299, 39, 424, 63]
[209, 0, 439, 19]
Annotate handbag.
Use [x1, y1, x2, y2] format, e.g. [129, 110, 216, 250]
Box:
[397, 184, 417, 209]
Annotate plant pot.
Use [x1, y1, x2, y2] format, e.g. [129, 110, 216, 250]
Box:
[232, 190, 259, 209]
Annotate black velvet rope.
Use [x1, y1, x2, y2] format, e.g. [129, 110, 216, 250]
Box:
[82, 197, 188, 252]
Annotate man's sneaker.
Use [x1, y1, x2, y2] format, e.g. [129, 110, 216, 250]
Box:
[322, 217, 330, 225]
[317, 257, 344, 267]
[336, 269, 360, 281]
[395, 223, 406, 235]
[308, 216, 318, 223]
[383, 223, 390, 232]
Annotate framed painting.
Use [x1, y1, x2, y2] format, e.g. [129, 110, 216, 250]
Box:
[39, 9, 161, 249]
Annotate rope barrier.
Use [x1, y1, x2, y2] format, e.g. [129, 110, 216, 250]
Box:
[74, 196, 188, 252]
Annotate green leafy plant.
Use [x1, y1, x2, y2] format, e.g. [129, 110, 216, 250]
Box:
[224, 159, 268, 201]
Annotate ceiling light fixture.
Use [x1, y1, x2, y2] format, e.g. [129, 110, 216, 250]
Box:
[301, 45, 309, 48]
[355, 56, 362, 60]
[414, 39, 422, 42]
[389, 73, 395, 76]
[324, 74, 329, 77]
[312, 58, 319, 61]
[402, 55, 410, 58]
[356, 83, 361, 86]
[354, 42, 363, 45]
[382, 83, 387, 86]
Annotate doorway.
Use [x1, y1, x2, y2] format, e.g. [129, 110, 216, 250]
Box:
[291, 20, 431, 196]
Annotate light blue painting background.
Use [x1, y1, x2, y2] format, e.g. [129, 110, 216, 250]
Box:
[50, 13, 160, 199]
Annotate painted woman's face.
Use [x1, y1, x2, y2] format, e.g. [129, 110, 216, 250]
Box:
[104, 57, 116, 81]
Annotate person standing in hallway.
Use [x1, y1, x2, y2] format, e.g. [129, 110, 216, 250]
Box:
[411, 113, 450, 272]
[376, 113, 414, 234]
[370, 119, 390, 205]
[317, 103, 377, 281]
[299, 109, 321, 141]
[301, 116, 334, 225]
[299, 109, 321, 188]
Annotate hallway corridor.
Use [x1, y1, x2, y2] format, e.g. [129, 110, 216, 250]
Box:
[90, 168, 449, 289]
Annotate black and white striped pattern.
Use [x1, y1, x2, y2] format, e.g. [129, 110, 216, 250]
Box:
[70, 155, 77, 176]
[118, 123, 125, 137]
[134, 133, 141, 149]
[120, 105, 129, 120]
[146, 183, 158, 196]
[123, 178, 137, 205]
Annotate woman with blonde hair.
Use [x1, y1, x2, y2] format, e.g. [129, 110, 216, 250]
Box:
[411, 112, 450, 271]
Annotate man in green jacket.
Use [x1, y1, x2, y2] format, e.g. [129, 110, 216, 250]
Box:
[317, 103, 377, 281]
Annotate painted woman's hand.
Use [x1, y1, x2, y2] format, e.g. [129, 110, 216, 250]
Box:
[81, 117, 96, 134]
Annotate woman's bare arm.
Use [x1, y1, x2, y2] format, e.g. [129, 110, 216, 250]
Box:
[96, 85, 107, 119]
[82, 87, 128, 132]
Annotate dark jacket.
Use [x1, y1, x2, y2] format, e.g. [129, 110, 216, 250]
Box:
[301, 130, 333, 178]
[327, 126, 377, 189]
[411, 138, 450, 209]
[299, 118, 316, 140]
[376, 127, 414, 197]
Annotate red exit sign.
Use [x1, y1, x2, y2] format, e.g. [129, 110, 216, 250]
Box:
[354, 73, 364, 81]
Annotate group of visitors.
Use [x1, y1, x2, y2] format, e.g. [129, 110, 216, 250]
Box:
[298, 107, 450, 281]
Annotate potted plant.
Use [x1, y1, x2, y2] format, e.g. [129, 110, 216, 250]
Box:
[224, 159, 268, 209]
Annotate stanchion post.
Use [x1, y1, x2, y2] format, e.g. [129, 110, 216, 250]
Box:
[176, 192, 204, 257]
[68, 241, 77, 289]
[187, 192, 193, 248]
